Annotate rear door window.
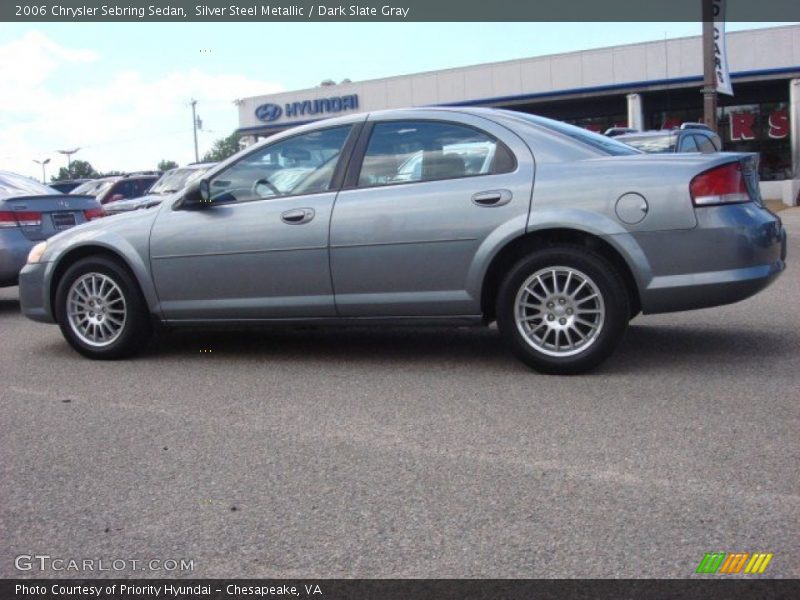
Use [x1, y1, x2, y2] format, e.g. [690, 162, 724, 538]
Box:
[678, 135, 700, 153]
[357, 120, 515, 188]
[694, 135, 717, 153]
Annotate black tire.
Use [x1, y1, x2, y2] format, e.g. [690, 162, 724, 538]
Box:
[54, 256, 152, 359]
[496, 246, 630, 374]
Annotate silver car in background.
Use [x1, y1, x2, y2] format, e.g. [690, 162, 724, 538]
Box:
[104, 162, 216, 215]
[18, 108, 787, 373]
[1, 171, 104, 287]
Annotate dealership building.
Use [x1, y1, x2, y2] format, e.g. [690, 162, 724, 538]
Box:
[237, 24, 800, 205]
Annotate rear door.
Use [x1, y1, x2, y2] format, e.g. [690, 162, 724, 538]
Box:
[329, 110, 534, 317]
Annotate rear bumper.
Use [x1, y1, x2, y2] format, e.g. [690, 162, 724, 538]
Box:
[0, 233, 35, 286]
[632, 203, 787, 314]
[18, 260, 54, 323]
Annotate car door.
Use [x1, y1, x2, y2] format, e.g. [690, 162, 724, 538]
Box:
[149, 124, 358, 321]
[329, 111, 534, 317]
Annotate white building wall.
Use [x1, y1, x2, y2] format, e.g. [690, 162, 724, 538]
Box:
[239, 25, 800, 131]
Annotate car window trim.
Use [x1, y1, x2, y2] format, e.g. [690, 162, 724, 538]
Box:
[342, 118, 518, 191]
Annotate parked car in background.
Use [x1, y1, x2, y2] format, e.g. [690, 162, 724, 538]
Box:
[615, 123, 722, 154]
[104, 163, 216, 215]
[50, 178, 93, 194]
[1, 171, 104, 287]
[70, 172, 160, 205]
[17, 108, 786, 373]
[603, 127, 638, 138]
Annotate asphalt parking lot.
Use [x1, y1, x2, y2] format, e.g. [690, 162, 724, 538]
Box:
[1, 211, 799, 579]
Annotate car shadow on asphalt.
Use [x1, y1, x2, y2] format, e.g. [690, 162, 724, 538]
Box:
[0, 298, 20, 313]
[147, 325, 516, 367]
[134, 322, 796, 374]
[606, 323, 795, 373]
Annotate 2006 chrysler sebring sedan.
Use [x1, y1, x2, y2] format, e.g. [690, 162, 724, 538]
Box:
[19, 108, 787, 373]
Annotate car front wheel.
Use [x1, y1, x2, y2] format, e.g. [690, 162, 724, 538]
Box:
[496, 247, 629, 374]
[55, 256, 152, 359]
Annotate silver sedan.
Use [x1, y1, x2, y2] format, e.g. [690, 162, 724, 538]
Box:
[18, 108, 787, 373]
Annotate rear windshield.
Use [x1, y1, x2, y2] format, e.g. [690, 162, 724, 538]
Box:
[616, 134, 676, 153]
[0, 173, 57, 197]
[71, 179, 115, 198]
[501, 112, 642, 156]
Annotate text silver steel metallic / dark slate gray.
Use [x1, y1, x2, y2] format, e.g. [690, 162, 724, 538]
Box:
[17, 108, 787, 373]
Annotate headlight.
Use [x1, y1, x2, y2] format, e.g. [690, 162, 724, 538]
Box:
[27, 241, 48, 264]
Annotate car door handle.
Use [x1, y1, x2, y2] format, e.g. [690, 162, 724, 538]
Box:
[280, 208, 315, 224]
[472, 189, 512, 207]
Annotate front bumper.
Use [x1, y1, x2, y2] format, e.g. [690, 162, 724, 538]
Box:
[18, 260, 55, 323]
[632, 203, 786, 314]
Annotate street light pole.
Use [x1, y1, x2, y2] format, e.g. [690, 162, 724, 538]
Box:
[701, 0, 718, 132]
[33, 158, 51, 183]
[57, 148, 80, 179]
[190, 99, 199, 162]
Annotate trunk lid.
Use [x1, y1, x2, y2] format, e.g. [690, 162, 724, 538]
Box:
[0, 194, 100, 241]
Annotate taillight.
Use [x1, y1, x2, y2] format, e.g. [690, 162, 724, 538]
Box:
[690, 162, 751, 206]
[0, 210, 42, 227]
[0, 211, 16, 228]
[84, 207, 106, 221]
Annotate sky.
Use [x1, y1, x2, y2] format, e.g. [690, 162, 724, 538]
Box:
[0, 21, 793, 181]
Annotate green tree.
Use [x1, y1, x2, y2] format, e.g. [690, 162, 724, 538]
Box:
[158, 159, 179, 172]
[50, 159, 101, 182]
[202, 132, 242, 162]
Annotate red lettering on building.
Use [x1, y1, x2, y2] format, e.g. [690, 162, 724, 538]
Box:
[730, 112, 755, 141]
[768, 109, 789, 139]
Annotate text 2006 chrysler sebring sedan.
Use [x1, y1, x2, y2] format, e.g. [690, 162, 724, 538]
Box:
[19, 108, 787, 373]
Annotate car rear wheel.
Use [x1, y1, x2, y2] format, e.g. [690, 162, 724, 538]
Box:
[496, 247, 629, 374]
[55, 256, 152, 359]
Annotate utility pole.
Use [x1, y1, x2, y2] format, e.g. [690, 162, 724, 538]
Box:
[190, 99, 200, 162]
[701, 0, 718, 132]
[33, 158, 50, 183]
[57, 148, 80, 179]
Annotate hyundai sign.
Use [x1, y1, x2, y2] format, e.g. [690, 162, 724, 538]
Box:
[255, 94, 359, 123]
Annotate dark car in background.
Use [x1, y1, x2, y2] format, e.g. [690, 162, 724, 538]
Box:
[70, 172, 160, 205]
[104, 163, 216, 215]
[615, 124, 722, 154]
[49, 178, 94, 194]
[1, 171, 104, 286]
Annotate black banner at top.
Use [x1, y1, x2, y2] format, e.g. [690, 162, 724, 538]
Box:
[4, 0, 800, 22]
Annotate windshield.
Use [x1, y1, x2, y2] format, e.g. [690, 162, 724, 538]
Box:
[148, 166, 212, 194]
[501, 111, 642, 156]
[71, 179, 115, 198]
[616, 134, 676, 153]
[0, 172, 57, 197]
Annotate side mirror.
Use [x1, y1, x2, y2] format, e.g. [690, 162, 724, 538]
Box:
[109, 193, 125, 203]
[180, 178, 212, 209]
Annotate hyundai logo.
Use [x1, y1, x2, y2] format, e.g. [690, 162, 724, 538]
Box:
[255, 103, 283, 122]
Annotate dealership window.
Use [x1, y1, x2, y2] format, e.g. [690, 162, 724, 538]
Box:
[718, 102, 791, 181]
[357, 121, 514, 187]
[650, 102, 791, 180]
[208, 126, 352, 203]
